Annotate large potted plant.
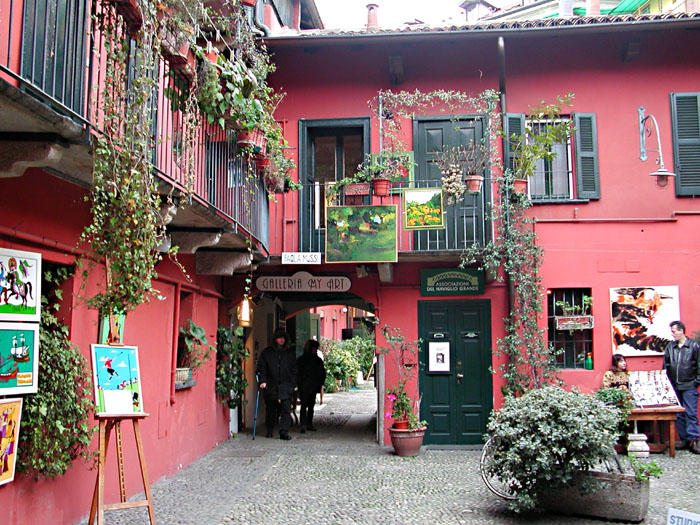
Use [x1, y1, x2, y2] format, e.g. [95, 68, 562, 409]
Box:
[482, 386, 657, 520]
[378, 325, 427, 456]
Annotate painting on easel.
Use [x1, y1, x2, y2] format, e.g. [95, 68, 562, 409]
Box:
[0, 397, 23, 486]
[91, 344, 144, 415]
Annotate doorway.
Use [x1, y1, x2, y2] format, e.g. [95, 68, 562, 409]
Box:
[418, 299, 492, 445]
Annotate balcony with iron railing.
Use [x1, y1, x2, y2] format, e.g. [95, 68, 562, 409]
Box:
[267, 179, 490, 260]
[0, 0, 267, 250]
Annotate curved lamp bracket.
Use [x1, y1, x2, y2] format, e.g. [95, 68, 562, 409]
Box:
[639, 107, 676, 186]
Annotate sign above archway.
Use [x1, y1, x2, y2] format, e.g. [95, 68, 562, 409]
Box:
[255, 271, 351, 293]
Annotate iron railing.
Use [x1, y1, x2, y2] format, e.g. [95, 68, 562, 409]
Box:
[0, 0, 267, 249]
[267, 179, 490, 257]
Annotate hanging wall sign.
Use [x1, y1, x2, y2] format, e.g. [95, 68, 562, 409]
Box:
[420, 268, 484, 296]
[428, 341, 450, 373]
[256, 271, 351, 293]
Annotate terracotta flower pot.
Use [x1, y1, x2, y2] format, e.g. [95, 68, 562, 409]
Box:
[237, 129, 267, 153]
[464, 173, 484, 194]
[241, 0, 257, 6]
[393, 419, 409, 430]
[512, 178, 528, 194]
[372, 177, 391, 197]
[389, 427, 426, 457]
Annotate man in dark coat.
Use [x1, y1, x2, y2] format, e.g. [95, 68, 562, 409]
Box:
[256, 328, 297, 440]
[297, 339, 326, 433]
[664, 320, 700, 454]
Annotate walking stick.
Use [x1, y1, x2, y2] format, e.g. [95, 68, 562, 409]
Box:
[252, 374, 260, 440]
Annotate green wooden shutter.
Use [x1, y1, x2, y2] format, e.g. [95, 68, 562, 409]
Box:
[504, 114, 525, 174]
[670, 93, 700, 196]
[574, 113, 600, 199]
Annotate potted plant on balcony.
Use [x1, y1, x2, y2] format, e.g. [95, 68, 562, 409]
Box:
[435, 141, 487, 203]
[378, 325, 427, 457]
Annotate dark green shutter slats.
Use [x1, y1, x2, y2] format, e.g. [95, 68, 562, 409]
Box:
[504, 114, 525, 174]
[574, 113, 600, 199]
[671, 93, 700, 196]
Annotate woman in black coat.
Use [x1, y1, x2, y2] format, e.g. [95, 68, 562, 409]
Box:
[256, 328, 297, 440]
[296, 339, 326, 433]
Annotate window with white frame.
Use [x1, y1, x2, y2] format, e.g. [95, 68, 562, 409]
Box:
[528, 119, 574, 201]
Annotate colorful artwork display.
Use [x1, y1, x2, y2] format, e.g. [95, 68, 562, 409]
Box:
[0, 248, 41, 322]
[98, 313, 125, 345]
[0, 323, 39, 395]
[0, 398, 23, 486]
[325, 205, 398, 263]
[629, 370, 679, 408]
[610, 286, 679, 356]
[91, 344, 144, 415]
[403, 188, 444, 230]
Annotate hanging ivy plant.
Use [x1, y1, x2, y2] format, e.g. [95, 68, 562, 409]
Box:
[17, 268, 96, 478]
[215, 325, 249, 409]
[82, 1, 168, 316]
[462, 95, 574, 397]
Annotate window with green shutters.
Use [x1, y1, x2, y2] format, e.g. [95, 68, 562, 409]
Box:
[504, 113, 600, 201]
[670, 93, 700, 196]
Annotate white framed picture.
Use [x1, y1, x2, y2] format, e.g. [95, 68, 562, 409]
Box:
[0, 248, 42, 323]
[428, 341, 450, 373]
[91, 344, 145, 416]
[610, 286, 679, 356]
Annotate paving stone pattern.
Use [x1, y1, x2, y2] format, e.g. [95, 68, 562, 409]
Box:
[82, 386, 700, 525]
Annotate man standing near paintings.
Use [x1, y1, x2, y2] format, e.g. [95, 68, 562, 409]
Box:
[664, 321, 700, 454]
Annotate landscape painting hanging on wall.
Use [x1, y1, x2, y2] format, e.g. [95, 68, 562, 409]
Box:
[403, 188, 444, 230]
[325, 205, 397, 263]
[609, 286, 679, 356]
[0, 248, 41, 322]
[0, 323, 39, 395]
[91, 344, 144, 415]
[0, 397, 22, 486]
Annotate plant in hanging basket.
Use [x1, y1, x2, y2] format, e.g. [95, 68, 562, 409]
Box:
[435, 141, 488, 202]
[464, 173, 484, 194]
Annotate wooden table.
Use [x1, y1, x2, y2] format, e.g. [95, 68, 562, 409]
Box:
[629, 406, 686, 457]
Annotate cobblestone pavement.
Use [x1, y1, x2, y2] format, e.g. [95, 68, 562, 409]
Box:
[84, 386, 700, 525]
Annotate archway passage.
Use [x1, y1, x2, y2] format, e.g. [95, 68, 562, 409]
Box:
[241, 292, 380, 445]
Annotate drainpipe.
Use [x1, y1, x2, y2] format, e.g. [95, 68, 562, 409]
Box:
[498, 36, 516, 384]
[253, 0, 270, 36]
[170, 282, 181, 405]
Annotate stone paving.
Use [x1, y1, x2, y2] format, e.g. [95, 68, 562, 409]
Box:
[84, 386, 700, 525]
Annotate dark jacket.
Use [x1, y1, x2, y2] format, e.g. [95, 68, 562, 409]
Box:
[297, 352, 326, 396]
[256, 337, 297, 401]
[663, 337, 700, 391]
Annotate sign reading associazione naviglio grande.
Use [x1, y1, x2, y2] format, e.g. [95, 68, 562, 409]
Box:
[420, 268, 484, 296]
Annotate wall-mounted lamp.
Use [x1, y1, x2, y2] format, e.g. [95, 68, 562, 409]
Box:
[341, 307, 348, 313]
[639, 107, 676, 187]
[236, 297, 254, 327]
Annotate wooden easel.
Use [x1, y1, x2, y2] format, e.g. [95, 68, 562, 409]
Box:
[88, 413, 156, 525]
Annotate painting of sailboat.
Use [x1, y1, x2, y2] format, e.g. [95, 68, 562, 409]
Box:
[0, 323, 39, 395]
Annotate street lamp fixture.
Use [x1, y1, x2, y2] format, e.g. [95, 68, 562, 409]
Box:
[639, 107, 676, 187]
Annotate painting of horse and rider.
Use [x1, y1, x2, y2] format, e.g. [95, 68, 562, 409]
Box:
[0, 248, 41, 323]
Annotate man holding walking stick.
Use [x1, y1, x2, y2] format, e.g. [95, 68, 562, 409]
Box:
[256, 328, 297, 440]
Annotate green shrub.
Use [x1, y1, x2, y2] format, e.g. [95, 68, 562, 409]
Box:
[324, 344, 360, 387]
[484, 386, 620, 513]
[595, 387, 634, 433]
[216, 325, 249, 409]
[337, 336, 375, 377]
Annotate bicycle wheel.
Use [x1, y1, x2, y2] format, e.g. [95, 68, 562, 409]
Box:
[480, 437, 517, 500]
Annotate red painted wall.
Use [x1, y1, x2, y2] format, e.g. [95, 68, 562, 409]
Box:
[264, 25, 700, 443]
[0, 169, 229, 524]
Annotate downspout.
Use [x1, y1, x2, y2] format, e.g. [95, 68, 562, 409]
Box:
[170, 282, 181, 405]
[498, 35, 516, 385]
[253, 0, 270, 36]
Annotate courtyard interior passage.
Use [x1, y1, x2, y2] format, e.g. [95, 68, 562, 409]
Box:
[83, 387, 700, 524]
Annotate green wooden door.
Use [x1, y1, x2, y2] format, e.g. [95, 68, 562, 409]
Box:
[418, 299, 492, 445]
[413, 117, 488, 251]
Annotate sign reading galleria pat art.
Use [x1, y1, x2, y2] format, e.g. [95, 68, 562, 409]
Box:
[256, 271, 351, 293]
[420, 268, 483, 296]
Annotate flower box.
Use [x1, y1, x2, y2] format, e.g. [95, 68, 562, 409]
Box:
[555, 315, 594, 331]
[542, 471, 649, 522]
[175, 367, 192, 384]
[344, 182, 370, 196]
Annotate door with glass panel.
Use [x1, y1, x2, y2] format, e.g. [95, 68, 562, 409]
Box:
[298, 119, 370, 252]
